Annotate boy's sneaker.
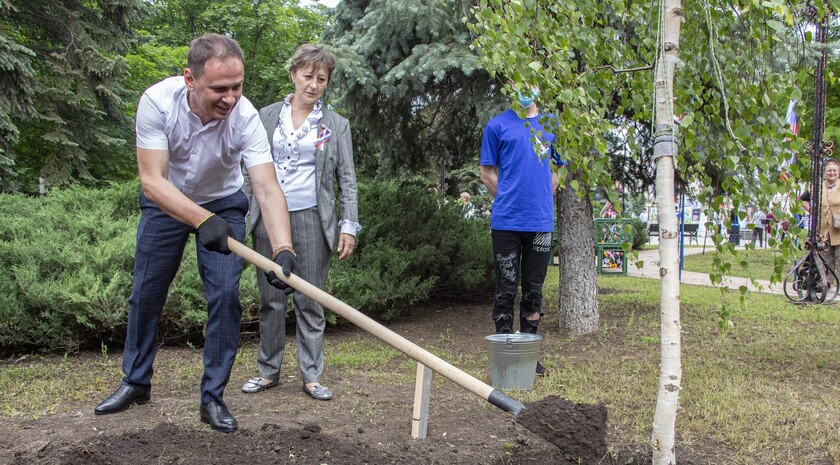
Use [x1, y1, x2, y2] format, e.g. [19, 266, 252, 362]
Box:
[536, 361, 548, 377]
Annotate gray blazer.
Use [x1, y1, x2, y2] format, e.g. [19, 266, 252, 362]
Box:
[244, 103, 359, 249]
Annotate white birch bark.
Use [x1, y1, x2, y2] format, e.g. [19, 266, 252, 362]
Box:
[650, 1, 683, 464]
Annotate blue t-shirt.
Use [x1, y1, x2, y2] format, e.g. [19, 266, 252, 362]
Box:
[480, 109, 559, 232]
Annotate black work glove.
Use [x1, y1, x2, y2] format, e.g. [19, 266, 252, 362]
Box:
[266, 248, 297, 295]
[197, 214, 233, 254]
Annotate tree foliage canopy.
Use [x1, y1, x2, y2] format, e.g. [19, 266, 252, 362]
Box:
[469, 0, 834, 297]
[0, 0, 144, 191]
[136, 0, 327, 109]
[0, 0, 835, 207]
[0, 0, 326, 192]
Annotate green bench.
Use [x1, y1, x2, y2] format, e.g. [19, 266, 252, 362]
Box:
[594, 218, 634, 275]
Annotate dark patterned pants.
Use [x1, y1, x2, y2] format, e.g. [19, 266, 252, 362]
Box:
[490, 230, 552, 334]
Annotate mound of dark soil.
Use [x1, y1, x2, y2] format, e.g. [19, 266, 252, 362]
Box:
[516, 395, 607, 462]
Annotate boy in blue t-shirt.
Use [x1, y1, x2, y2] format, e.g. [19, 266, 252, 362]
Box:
[479, 84, 561, 377]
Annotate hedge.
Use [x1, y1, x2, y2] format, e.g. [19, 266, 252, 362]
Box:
[0, 179, 493, 354]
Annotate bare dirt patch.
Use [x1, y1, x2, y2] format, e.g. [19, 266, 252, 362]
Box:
[1, 302, 726, 464]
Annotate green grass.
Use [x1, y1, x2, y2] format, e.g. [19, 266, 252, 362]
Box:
[0, 353, 115, 418]
[678, 246, 804, 281]
[539, 272, 839, 464]
[325, 335, 402, 372]
[1, 274, 838, 464]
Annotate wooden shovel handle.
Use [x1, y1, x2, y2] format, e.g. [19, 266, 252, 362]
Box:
[228, 238, 522, 413]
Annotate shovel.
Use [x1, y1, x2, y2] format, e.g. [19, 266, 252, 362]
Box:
[228, 238, 606, 458]
[228, 238, 523, 414]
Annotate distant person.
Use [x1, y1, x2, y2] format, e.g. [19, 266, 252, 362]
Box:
[240, 44, 359, 402]
[752, 207, 766, 247]
[819, 159, 840, 277]
[458, 192, 476, 219]
[599, 202, 617, 219]
[428, 183, 448, 208]
[729, 208, 741, 245]
[780, 217, 790, 240]
[639, 208, 649, 226]
[765, 210, 776, 243]
[714, 208, 725, 237]
[94, 34, 298, 433]
[480, 82, 561, 378]
[798, 191, 811, 231]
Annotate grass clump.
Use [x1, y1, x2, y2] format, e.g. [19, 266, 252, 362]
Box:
[579, 276, 839, 464]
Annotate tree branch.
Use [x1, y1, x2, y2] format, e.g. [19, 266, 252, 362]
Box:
[586, 63, 653, 75]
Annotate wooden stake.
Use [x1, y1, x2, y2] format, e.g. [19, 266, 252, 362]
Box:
[411, 363, 434, 439]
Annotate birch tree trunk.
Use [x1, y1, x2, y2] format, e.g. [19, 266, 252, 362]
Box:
[557, 172, 599, 334]
[650, 1, 683, 464]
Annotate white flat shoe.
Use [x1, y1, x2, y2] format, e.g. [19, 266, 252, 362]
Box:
[302, 383, 333, 401]
[241, 377, 278, 393]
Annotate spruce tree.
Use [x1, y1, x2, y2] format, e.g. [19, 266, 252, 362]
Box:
[323, 0, 503, 179]
[0, 0, 142, 192]
[0, 1, 34, 191]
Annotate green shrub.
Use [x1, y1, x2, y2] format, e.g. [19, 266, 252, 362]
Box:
[325, 181, 494, 321]
[632, 218, 649, 250]
[0, 183, 139, 353]
[0, 179, 491, 353]
[0, 180, 260, 354]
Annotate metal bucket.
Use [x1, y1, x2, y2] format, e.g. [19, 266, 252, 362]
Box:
[484, 333, 542, 390]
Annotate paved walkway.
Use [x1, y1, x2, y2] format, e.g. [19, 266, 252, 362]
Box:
[627, 247, 786, 295]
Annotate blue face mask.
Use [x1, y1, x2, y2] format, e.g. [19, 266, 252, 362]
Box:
[515, 88, 539, 107]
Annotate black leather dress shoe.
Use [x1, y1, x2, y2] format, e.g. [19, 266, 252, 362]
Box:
[200, 401, 237, 433]
[94, 384, 151, 415]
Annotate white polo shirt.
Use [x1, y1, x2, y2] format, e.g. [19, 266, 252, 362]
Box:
[135, 76, 272, 205]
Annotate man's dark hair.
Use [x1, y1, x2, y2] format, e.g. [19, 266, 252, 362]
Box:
[187, 33, 244, 79]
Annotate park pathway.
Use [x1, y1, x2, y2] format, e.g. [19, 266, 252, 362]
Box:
[627, 247, 785, 295]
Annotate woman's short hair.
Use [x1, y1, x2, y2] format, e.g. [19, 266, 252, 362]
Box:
[289, 44, 336, 79]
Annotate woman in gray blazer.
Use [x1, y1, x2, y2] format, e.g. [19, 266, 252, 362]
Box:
[242, 44, 359, 401]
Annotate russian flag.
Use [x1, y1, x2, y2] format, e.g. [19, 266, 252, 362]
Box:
[786, 100, 799, 137]
[780, 100, 799, 183]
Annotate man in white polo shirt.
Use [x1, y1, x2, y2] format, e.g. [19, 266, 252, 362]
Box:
[94, 34, 298, 433]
